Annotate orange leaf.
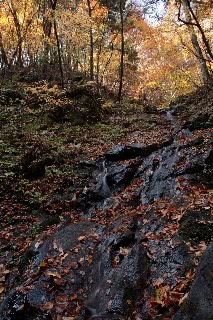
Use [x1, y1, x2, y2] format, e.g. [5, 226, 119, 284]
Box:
[70, 293, 77, 301]
[42, 302, 53, 310]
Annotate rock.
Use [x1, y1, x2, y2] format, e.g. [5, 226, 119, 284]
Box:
[143, 105, 158, 114]
[0, 289, 50, 320]
[173, 243, 213, 320]
[107, 163, 139, 190]
[66, 81, 97, 98]
[0, 221, 93, 320]
[183, 112, 212, 131]
[49, 94, 102, 124]
[205, 148, 213, 166]
[138, 145, 179, 203]
[84, 242, 149, 317]
[179, 209, 213, 243]
[105, 143, 157, 161]
[79, 160, 97, 168]
[0, 89, 24, 105]
[189, 137, 204, 147]
[176, 156, 205, 176]
[105, 139, 173, 162]
[23, 160, 46, 179]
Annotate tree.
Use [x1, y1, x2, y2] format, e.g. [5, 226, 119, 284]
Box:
[118, 0, 125, 101]
[177, 0, 212, 83]
[49, 0, 64, 87]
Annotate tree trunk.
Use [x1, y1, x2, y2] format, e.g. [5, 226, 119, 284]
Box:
[50, 0, 64, 88]
[191, 33, 211, 84]
[87, 0, 94, 80]
[0, 31, 9, 68]
[118, 0, 125, 101]
[10, 1, 23, 67]
[53, 19, 64, 88]
[186, 0, 213, 61]
[180, 0, 211, 84]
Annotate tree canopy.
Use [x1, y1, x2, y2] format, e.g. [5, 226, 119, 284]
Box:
[0, 0, 212, 103]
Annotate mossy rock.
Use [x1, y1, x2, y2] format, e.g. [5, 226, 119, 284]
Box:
[0, 88, 24, 104]
[179, 209, 213, 243]
[183, 111, 213, 131]
[49, 94, 102, 125]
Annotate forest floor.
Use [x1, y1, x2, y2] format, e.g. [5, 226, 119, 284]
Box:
[0, 80, 212, 319]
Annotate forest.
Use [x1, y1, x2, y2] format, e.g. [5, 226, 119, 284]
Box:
[0, 0, 213, 319]
[0, 0, 212, 102]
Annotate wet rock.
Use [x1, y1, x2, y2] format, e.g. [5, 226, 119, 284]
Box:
[0, 289, 52, 320]
[0, 221, 93, 320]
[138, 145, 179, 203]
[173, 243, 213, 320]
[105, 143, 157, 161]
[105, 139, 173, 162]
[107, 163, 139, 190]
[189, 136, 204, 147]
[79, 160, 97, 168]
[84, 243, 149, 317]
[105, 144, 141, 161]
[55, 221, 92, 252]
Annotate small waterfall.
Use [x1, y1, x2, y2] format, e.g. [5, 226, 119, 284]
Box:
[182, 128, 192, 137]
[100, 160, 112, 199]
[166, 110, 174, 121]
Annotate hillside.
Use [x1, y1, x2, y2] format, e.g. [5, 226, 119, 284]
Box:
[0, 81, 212, 320]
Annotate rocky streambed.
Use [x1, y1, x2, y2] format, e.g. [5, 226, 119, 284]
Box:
[0, 107, 213, 320]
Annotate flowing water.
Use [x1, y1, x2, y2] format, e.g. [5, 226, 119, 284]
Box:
[99, 160, 112, 199]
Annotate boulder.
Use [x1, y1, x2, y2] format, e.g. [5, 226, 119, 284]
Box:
[143, 105, 158, 114]
[173, 243, 213, 320]
[105, 143, 158, 161]
[179, 209, 213, 243]
[84, 243, 149, 317]
[107, 163, 139, 190]
[205, 148, 213, 166]
[0, 89, 24, 105]
[183, 112, 213, 131]
[49, 94, 102, 124]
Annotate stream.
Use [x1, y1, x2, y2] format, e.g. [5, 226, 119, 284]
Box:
[0, 109, 213, 320]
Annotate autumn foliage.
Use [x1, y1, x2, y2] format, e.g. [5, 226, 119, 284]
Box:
[0, 0, 212, 103]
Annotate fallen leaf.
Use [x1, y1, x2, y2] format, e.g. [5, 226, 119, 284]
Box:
[54, 277, 66, 286]
[18, 304, 25, 311]
[39, 260, 48, 268]
[70, 293, 77, 301]
[42, 302, 54, 310]
[78, 236, 86, 241]
[35, 240, 43, 249]
[69, 262, 78, 269]
[45, 271, 61, 278]
[119, 247, 129, 256]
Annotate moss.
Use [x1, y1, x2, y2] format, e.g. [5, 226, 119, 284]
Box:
[179, 220, 213, 243]
[18, 249, 37, 272]
[122, 287, 139, 316]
